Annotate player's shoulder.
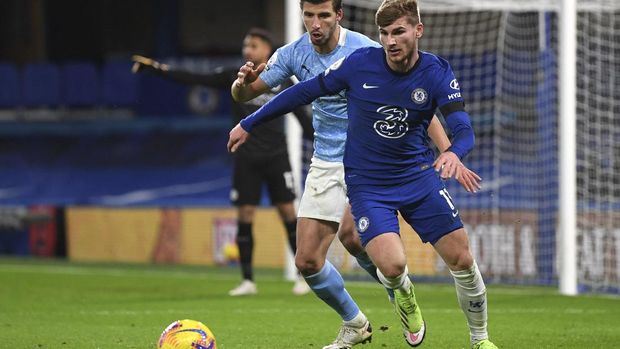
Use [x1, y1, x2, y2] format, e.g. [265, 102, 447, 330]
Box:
[342, 28, 380, 49]
[276, 33, 313, 55]
[347, 46, 382, 62]
[419, 51, 451, 72]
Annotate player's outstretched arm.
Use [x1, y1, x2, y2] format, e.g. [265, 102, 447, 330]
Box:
[131, 55, 169, 74]
[231, 61, 271, 102]
[428, 116, 481, 193]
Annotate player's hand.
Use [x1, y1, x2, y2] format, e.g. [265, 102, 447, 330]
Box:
[233, 61, 266, 88]
[227, 123, 250, 153]
[131, 55, 168, 74]
[455, 164, 481, 193]
[433, 151, 481, 193]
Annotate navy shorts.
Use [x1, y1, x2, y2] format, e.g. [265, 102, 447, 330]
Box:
[231, 152, 296, 206]
[348, 169, 463, 246]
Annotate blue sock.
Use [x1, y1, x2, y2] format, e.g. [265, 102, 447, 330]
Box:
[355, 252, 395, 301]
[304, 260, 360, 321]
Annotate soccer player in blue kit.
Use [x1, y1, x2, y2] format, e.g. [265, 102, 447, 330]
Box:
[229, 1, 497, 348]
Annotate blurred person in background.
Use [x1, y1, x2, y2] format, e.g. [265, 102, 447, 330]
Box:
[131, 27, 313, 296]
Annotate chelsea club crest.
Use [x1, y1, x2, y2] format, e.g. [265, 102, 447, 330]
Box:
[411, 88, 428, 104]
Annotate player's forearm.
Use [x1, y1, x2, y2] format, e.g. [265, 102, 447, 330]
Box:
[240, 78, 323, 132]
[231, 80, 259, 102]
[444, 111, 475, 159]
[427, 115, 451, 152]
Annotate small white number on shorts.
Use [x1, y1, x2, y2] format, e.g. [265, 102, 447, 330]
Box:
[439, 188, 455, 210]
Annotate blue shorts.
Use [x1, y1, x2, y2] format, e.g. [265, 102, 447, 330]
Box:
[348, 169, 463, 246]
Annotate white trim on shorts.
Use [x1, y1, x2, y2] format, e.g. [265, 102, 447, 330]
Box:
[297, 157, 348, 223]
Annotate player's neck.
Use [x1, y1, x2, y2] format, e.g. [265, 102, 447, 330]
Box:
[314, 25, 341, 54]
[387, 51, 420, 73]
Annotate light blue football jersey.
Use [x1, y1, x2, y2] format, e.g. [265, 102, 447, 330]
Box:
[259, 27, 379, 162]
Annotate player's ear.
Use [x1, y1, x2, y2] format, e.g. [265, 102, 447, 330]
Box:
[415, 23, 424, 38]
[336, 8, 344, 22]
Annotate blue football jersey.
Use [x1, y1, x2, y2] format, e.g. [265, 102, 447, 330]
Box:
[319, 47, 467, 185]
[259, 27, 380, 162]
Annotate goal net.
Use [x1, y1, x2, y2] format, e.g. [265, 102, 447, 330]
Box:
[325, 0, 619, 294]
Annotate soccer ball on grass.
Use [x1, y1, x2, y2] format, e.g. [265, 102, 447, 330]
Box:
[157, 319, 217, 349]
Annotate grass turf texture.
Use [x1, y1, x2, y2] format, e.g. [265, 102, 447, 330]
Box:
[0, 257, 618, 348]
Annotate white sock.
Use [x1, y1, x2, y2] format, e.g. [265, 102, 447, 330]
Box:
[377, 266, 412, 293]
[450, 261, 488, 343]
[344, 310, 367, 327]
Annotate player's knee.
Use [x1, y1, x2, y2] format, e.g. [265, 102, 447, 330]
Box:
[447, 250, 474, 271]
[378, 260, 408, 279]
[295, 254, 323, 275]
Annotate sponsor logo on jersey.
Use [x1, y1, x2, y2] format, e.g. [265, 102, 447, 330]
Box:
[374, 106, 409, 139]
[357, 217, 370, 232]
[450, 78, 460, 90]
[362, 83, 380, 89]
[411, 88, 428, 104]
[448, 92, 462, 100]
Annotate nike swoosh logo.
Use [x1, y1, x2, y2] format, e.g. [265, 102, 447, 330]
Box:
[452, 211, 459, 217]
[363, 83, 379, 89]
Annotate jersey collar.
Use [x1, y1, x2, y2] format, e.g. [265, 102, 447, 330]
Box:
[383, 50, 424, 76]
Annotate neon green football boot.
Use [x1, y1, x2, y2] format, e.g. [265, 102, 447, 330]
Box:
[472, 339, 498, 349]
[393, 284, 426, 347]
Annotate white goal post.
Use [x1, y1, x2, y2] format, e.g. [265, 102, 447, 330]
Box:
[284, 0, 619, 295]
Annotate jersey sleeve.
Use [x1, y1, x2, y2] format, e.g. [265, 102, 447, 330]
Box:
[240, 76, 326, 132]
[433, 62, 465, 117]
[318, 54, 353, 95]
[432, 61, 474, 159]
[259, 45, 295, 88]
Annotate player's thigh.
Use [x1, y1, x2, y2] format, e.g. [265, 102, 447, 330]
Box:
[347, 184, 400, 248]
[263, 153, 296, 205]
[433, 227, 474, 271]
[231, 156, 262, 206]
[298, 158, 347, 223]
[400, 172, 463, 245]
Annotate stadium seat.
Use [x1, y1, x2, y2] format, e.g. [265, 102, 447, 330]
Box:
[22, 63, 61, 108]
[0, 63, 20, 108]
[61, 62, 100, 107]
[102, 60, 138, 109]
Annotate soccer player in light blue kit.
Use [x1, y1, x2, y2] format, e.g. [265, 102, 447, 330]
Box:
[232, 2, 382, 347]
[229, 1, 497, 348]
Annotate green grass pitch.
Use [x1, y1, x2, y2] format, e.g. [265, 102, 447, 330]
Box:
[0, 257, 618, 348]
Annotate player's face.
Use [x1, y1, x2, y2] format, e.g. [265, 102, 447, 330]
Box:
[379, 16, 423, 71]
[242, 35, 271, 65]
[302, 1, 343, 50]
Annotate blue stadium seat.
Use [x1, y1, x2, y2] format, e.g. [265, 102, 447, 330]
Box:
[22, 63, 61, 108]
[102, 60, 138, 109]
[61, 62, 100, 107]
[0, 63, 21, 108]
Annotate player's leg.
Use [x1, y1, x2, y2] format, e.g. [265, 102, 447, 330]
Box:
[433, 229, 497, 349]
[404, 171, 496, 349]
[264, 153, 310, 295]
[337, 204, 394, 302]
[228, 156, 262, 296]
[350, 185, 425, 347]
[297, 158, 371, 349]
